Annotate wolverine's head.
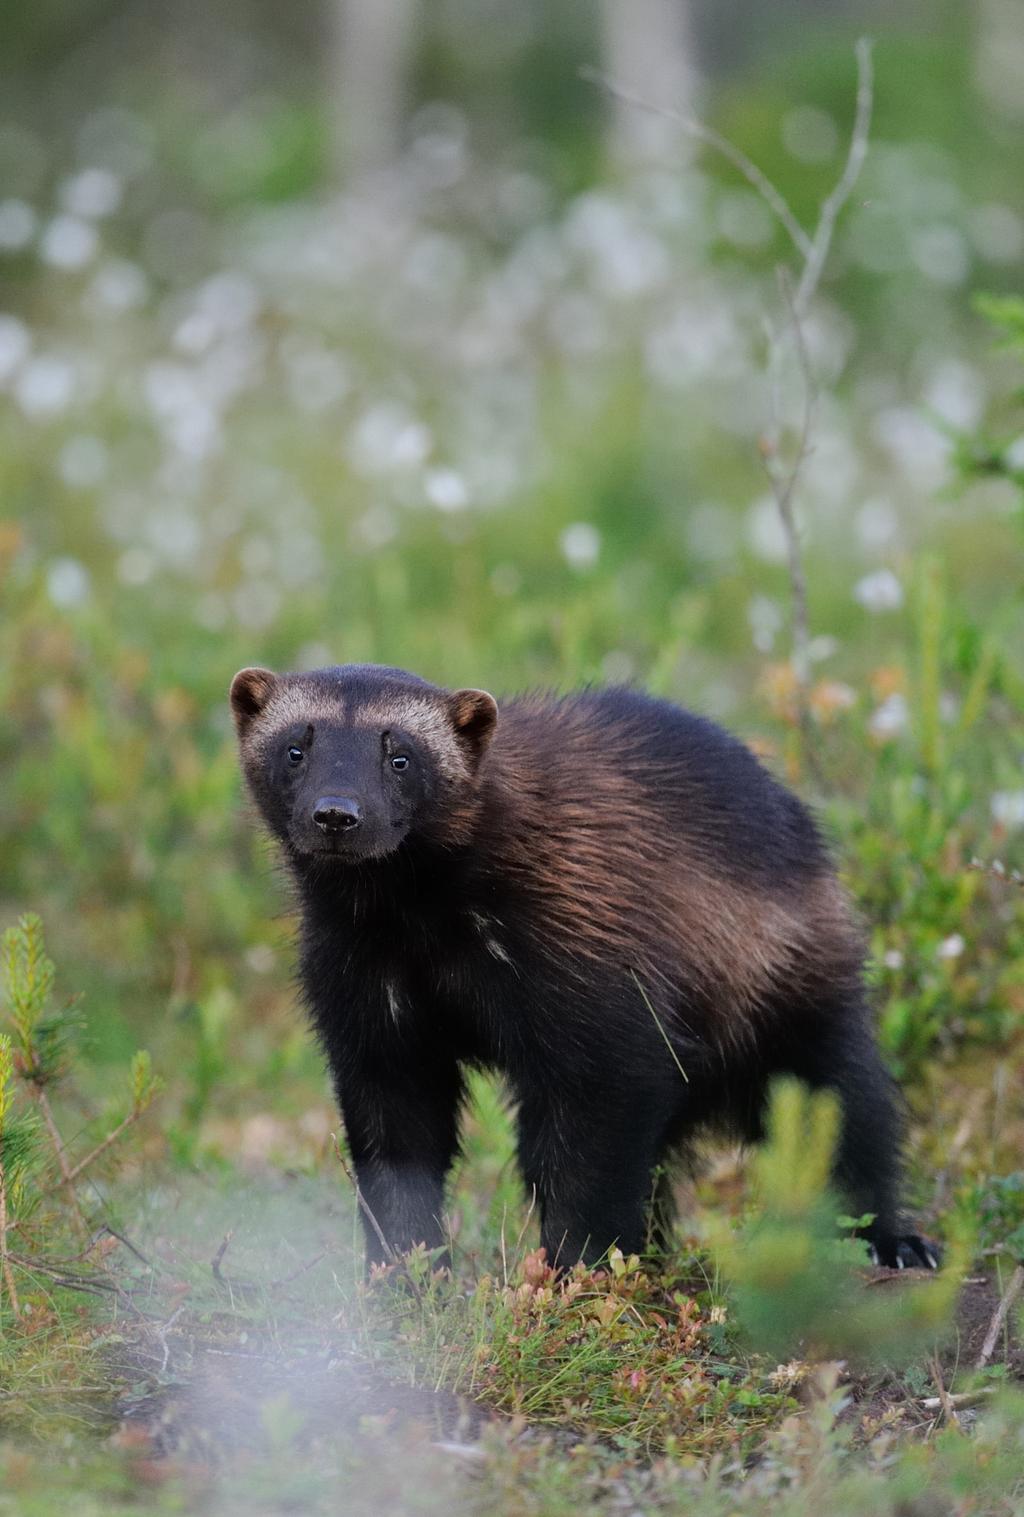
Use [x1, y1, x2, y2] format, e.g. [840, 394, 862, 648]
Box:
[230, 663, 498, 865]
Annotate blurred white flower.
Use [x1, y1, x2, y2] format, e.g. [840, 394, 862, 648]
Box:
[245, 944, 275, 975]
[350, 404, 431, 475]
[1004, 435, 1024, 472]
[60, 167, 122, 219]
[748, 594, 782, 653]
[936, 933, 965, 960]
[747, 495, 790, 565]
[882, 949, 904, 970]
[924, 359, 984, 430]
[424, 468, 469, 512]
[281, 343, 349, 414]
[40, 214, 99, 270]
[58, 434, 108, 488]
[560, 522, 600, 571]
[872, 407, 949, 490]
[854, 569, 904, 613]
[808, 635, 839, 663]
[354, 506, 398, 549]
[15, 355, 75, 417]
[0, 314, 31, 382]
[910, 225, 970, 287]
[869, 692, 909, 740]
[967, 203, 1024, 265]
[991, 791, 1024, 829]
[855, 498, 898, 550]
[0, 198, 36, 251]
[46, 557, 90, 608]
[86, 258, 148, 313]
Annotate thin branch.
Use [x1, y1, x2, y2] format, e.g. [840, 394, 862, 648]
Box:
[969, 857, 1024, 890]
[331, 1134, 398, 1266]
[976, 1262, 1024, 1370]
[921, 1387, 997, 1413]
[211, 1230, 234, 1285]
[762, 269, 817, 687]
[794, 38, 874, 316]
[581, 64, 812, 260]
[62, 1108, 141, 1186]
[587, 42, 874, 790]
[0, 1159, 19, 1319]
[34, 1087, 88, 1238]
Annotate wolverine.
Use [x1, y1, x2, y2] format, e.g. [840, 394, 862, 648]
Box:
[230, 662, 936, 1273]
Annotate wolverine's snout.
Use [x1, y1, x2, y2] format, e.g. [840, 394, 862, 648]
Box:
[312, 796, 362, 833]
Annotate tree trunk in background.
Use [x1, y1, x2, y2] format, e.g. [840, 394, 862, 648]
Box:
[976, 0, 1024, 120]
[600, 0, 700, 163]
[328, 0, 418, 180]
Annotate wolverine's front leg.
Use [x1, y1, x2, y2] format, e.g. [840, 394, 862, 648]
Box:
[330, 1038, 464, 1270]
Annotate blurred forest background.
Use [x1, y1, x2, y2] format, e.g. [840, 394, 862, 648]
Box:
[2, 2, 1024, 1511]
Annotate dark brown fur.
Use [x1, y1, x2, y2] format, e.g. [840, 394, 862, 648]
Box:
[231, 662, 936, 1272]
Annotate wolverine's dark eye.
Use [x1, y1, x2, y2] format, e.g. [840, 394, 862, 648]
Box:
[390, 754, 409, 772]
[287, 746, 304, 765]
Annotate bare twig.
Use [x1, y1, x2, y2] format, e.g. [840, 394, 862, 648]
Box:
[34, 1087, 88, 1238]
[762, 268, 818, 689]
[976, 1262, 1024, 1370]
[331, 1134, 397, 1266]
[928, 1354, 962, 1429]
[794, 38, 875, 316]
[588, 43, 874, 786]
[0, 1158, 19, 1319]
[269, 1249, 327, 1289]
[969, 857, 1024, 890]
[211, 1230, 234, 1284]
[580, 65, 812, 260]
[62, 1108, 141, 1186]
[155, 1303, 186, 1376]
[921, 1387, 997, 1413]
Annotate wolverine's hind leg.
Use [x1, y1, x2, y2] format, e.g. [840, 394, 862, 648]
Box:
[780, 1002, 939, 1270]
[516, 1080, 677, 1268]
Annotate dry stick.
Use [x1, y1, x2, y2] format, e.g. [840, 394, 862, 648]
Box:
[62, 1107, 142, 1186]
[921, 1387, 997, 1413]
[976, 1262, 1024, 1370]
[0, 1158, 19, 1318]
[211, 1230, 234, 1285]
[929, 1353, 962, 1430]
[793, 38, 875, 318]
[579, 65, 813, 260]
[587, 43, 875, 785]
[34, 1086, 88, 1238]
[331, 1134, 397, 1266]
[762, 273, 826, 787]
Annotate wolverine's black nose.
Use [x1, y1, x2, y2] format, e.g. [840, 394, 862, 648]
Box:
[312, 796, 361, 833]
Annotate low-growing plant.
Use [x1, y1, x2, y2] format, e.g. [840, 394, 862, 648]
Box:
[0, 914, 161, 1320]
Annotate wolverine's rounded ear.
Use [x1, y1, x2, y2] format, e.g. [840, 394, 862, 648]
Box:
[230, 667, 278, 727]
[448, 688, 498, 759]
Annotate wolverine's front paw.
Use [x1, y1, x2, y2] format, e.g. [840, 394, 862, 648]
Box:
[867, 1233, 941, 1270]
